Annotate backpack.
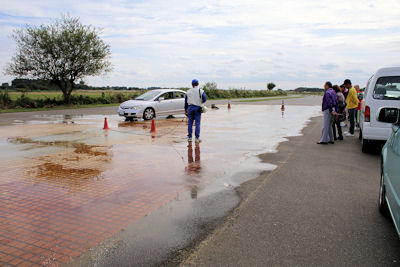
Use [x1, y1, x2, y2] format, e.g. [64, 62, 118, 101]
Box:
[337, 92, 347, 111]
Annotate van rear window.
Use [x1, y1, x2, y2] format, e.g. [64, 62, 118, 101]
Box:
[373, 76, 400, 100]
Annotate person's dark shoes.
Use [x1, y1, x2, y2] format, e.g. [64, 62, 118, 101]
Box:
[334, 137, 338, 141]
[328, 141, 335, 144]
[338, 136, 344, 140]
[317, 142, 328, 145]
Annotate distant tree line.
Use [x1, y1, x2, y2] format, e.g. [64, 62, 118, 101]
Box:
[293, 87, 324, 92]
[201, 82, 286, 99]
[0, 80, 289, 110]
[0, 90, 142, 109]
[0, 79, 143, 91]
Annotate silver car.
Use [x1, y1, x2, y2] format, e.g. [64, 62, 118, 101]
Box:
[118, 89, 186, 120]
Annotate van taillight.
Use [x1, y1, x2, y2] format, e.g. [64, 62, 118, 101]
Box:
[365, 106, 370, 122]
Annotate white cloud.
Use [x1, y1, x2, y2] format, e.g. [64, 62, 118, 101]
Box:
[1, 0, 400, 89]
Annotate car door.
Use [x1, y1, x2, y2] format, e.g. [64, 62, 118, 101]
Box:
[155, 92, 174, 115]
[386, 124, 400, 227]
[172, 91, 186, 114]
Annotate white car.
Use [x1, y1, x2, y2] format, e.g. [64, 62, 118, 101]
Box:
[118, 89, 186, 120]
[360, 67, 400, 152]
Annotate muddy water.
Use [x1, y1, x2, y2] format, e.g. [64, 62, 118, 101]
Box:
[0, 105, 320, 266]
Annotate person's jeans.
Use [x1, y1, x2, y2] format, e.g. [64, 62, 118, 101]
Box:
[348, 108, 356, 134]
[332, 121, 342, 139]
[187, 105, 202, 139]
[356, 109, 360, 128]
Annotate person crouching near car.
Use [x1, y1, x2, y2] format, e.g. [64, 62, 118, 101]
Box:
[318, 81, 338, 145]
[185, 79, 207, 143]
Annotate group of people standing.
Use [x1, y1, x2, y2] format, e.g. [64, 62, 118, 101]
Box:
[318, 79, 360, 144]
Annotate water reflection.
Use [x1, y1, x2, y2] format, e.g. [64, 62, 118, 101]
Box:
[185, 143, 201, 199]
[187, 143, 201, 173]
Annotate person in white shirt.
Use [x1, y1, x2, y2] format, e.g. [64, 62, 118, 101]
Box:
[184, 79, 207, 143]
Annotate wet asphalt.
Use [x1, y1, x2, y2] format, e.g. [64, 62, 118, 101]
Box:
[0, 96, 320, 266]
[185, 116, 400, 266]
[0, 95, 320, 126]
[3, 95, 394, 266]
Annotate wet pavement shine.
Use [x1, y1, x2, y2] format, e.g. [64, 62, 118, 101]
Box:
[0, 105, 320, 266]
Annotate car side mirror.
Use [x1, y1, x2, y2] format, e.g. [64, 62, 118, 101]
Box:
[158, 97, 164, 101]
[377, 107, 399, 124]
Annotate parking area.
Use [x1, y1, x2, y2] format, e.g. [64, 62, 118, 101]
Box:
[186, 115, 400, 266]
[0, 104, 320, 266]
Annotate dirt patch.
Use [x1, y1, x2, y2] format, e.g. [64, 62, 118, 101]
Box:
[9, 137, 108, 156]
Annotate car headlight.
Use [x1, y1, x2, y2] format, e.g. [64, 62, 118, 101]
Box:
[122, 106, 142, 110]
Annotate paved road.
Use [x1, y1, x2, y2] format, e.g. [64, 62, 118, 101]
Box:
[213, 95, 321, 106]
[184, 117, 400, 266]
[0, 95, 320, 126]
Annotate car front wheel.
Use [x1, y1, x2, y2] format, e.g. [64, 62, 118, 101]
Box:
[379, 170, 390, 217]
[143, 108, 155, 120]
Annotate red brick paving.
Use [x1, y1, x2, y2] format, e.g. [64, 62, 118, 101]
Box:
[0, 143, 193, 266]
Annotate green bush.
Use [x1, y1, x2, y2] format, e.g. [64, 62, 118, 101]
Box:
[200, 82, 286, 99]
[0, 89, 12, 108]
[14, 94, 37, 108]
[203, 88, 286, 99]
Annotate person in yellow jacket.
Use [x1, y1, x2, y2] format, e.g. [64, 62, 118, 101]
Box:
[344, 79, 358, 136]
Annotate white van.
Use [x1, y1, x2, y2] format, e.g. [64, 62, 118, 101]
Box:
[360, 67, 400, 152]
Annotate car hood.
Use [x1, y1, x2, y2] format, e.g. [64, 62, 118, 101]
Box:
[120, 100, 151, 108]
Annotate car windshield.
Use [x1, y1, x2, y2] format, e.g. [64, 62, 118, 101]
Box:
[135, 91, 161, 101]
[373, 76, 400, 100]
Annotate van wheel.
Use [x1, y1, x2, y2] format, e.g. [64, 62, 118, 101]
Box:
[361, 136, 372, 153]
[379, 170, 390, 217]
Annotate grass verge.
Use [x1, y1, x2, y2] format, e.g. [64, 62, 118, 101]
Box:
[0, 103, 119, 114]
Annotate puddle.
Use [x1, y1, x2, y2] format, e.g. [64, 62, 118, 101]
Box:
[0, 105, 321, 266]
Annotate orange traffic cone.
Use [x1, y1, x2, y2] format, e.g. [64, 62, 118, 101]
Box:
[281, 100, 285, 111]
[228, 102, 231, 109]
[150, 119, 156, 133]
[103, 117, 110, 130]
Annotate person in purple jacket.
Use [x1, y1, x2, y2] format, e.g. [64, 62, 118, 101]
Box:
[318, 81, 338, 145]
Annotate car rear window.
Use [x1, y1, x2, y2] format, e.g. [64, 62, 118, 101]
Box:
[373, 76, 400, 100]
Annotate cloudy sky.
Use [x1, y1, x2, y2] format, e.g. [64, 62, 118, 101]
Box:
[1, 0, 400, 89]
